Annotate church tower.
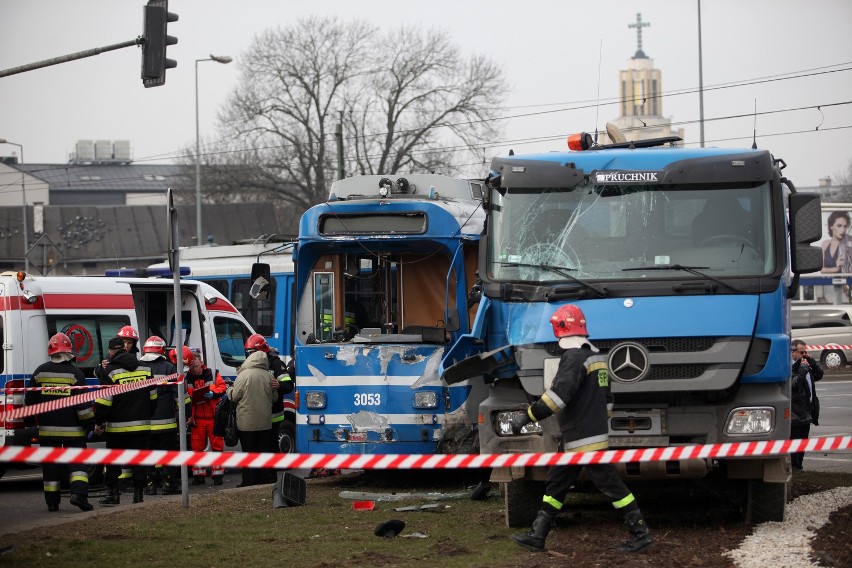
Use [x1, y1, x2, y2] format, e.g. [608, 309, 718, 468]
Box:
[601, 13, 685, 144]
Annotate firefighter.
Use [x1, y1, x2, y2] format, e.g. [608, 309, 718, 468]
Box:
[141, 336, 186, 495]
[117, 325, 140, 356]
[94, 336, 156, 506]
[25, 333, 95, 512]
[509, 304, 655, 554]
[181, 348, 227, 485]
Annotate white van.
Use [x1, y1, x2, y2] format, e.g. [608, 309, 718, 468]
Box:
[0, 271, 257, 472]
[791, 304, 852, 369]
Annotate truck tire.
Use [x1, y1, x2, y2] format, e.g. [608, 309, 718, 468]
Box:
[278, 421, 296, 454]
[744, 480, 787, 524]
[504, 479, 545, 528]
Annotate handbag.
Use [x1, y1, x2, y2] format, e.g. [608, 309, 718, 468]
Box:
[224, 409, 239, 447]
[213, 396, 235, 436]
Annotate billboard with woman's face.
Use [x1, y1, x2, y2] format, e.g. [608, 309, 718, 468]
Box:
[820, 209, 852, 275]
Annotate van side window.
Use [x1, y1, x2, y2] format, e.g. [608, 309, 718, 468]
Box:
[47, 316, 131, 377]
[214, 316, 252, 369]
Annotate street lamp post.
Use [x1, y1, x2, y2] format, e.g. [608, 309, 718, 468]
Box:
[195, 54, 233, 245]
[0, 139, 28, 271]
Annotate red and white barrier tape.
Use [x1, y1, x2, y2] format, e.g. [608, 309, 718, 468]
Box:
[805, 344, 852, 351]
[1, 374, 183, 421]
[0, 435, 848, 470]
[3, 376, 183, 393]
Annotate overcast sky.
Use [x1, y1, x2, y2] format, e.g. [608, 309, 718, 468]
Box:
[1, 0, 850, 187]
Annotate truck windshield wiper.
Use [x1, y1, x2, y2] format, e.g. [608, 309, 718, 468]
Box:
[622, 264, 742, 293]
[499, 262, 608, 298]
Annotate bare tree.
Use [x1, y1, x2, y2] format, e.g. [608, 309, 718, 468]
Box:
[215, 17, 505, 208]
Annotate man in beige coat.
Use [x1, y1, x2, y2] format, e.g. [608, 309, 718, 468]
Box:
[228, 350, 277, 487]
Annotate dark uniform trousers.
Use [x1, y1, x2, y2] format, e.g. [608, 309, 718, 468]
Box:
[104, 433, 150, 487]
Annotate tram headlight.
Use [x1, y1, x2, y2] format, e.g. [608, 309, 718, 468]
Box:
[413, 391, 437, 409]
[305, 391, 326, 409]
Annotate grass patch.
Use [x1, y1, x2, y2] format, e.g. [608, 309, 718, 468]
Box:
[2, 473, 527, 568]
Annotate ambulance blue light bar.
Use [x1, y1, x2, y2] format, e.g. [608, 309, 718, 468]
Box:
[104, 266, 191, 277]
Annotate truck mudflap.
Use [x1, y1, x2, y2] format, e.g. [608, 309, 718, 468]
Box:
[725, 454, 791, 483]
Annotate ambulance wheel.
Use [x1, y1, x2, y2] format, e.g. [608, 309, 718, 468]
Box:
[278, 421, 296, 454]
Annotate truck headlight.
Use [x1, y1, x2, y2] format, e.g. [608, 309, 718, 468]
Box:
[413, 391, 437, 408]
[305, 391, 326, 409]
[495, 411, 542, 437]
[725, 407, 774, 436]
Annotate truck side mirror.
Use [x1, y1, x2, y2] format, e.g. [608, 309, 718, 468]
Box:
[250, 263, 271, 300]
[788, 192, 822, 274]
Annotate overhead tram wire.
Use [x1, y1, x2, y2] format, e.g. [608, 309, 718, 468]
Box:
[16, 64, 852, 178]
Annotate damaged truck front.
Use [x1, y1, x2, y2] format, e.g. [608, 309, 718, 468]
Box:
[292, 174, 486, 455]
[442, 134, 823, 527]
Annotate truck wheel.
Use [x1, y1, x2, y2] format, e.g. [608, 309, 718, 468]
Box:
[278, 421, 296, 454]
[821, 349, 846, 370]
[504, 479, 545, 528]
[744, 480, 787, 524]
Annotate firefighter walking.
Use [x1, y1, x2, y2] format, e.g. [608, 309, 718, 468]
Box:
[25, 333, 95, 512]
[509, 305, 655, 554]
[94, 336, 156, 506]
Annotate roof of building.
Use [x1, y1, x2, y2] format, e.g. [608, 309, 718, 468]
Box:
[11, 163, 188, 192]
[0, 202, 302, 274]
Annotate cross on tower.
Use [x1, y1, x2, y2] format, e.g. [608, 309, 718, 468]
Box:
[628, 12, 651, 55]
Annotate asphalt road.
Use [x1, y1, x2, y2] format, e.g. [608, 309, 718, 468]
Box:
[1, 375, 850, 539]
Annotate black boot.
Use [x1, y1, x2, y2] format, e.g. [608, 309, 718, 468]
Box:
[70, 494, 94, 512]
[161, 475, 181, 495]
[620, 509, 655, 553]
[144, 477, 158, 495]
[99, 485, 120, 506]
[510, 509, 556, 552]
[133, 486, 144, 504]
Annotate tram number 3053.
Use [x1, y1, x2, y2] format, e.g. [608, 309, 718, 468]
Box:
[354, 393, 381, 406]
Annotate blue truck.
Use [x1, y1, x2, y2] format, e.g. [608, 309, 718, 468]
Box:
[442, 129, 822, 526]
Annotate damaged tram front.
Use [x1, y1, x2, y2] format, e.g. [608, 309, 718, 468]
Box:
[292, 174, 485, 455]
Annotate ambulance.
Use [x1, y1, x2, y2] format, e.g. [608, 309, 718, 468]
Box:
[0, 270, 257, 478]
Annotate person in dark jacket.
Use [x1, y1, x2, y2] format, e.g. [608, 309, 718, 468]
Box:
[94, 336, 155, 505]
[141, 336, 186, 495]
[790, 339, 823, 470]
[509, 305, 654, 554]
[25, 333, 95, 512]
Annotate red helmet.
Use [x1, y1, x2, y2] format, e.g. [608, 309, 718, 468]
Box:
[117, 326, 139, 340]
[142, 336, 167, 355]
[169, 346, 194, 366]
[245, 333, 270, 353]
[550, 304, 589, 338]
[48, 332, 73, 356]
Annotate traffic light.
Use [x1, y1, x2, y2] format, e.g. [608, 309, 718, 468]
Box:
[141, 0, 178, 88]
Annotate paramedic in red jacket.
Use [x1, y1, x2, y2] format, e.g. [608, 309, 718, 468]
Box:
[182, 348, 227, 485]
